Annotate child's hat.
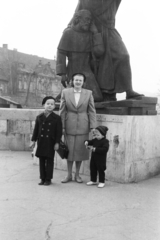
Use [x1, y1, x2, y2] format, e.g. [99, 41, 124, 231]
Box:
[96, 126, 108, 136]
[42, 96, 55, 105]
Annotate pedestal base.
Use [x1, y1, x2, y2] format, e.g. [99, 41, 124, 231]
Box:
[95, 96, 158, 115]
[55, 114, 160, 183]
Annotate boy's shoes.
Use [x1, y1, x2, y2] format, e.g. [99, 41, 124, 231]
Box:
[61, 176, 72, 183]
[98, 183, 105, 188]
[86, 181, 97, 186]
[38, 180, 45, 185]
[74, 175, 83, 183]
[44, 180, 51, 186]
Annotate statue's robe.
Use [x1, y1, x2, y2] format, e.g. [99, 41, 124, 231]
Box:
[74, 0, 132, 94]
[56, 27, 105, 101]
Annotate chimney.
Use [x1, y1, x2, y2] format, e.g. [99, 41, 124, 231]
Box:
[3, 44, 8, 49]
[38, 60, 42, 67]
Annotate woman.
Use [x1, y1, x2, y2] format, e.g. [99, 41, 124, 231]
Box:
[59, 73, 96, 183]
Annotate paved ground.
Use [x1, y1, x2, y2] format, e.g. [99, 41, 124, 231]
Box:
[0, 151, 160, 240]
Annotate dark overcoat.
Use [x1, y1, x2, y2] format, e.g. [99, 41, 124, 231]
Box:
[87, 137, 109, 163]
[31, 112, 62, 158]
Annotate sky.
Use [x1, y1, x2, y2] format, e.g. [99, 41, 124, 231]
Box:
[0, 0, 160, 93]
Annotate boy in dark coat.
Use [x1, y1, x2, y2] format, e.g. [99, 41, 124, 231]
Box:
[85, 126, 109, 188]
[30, 96, 62, 186]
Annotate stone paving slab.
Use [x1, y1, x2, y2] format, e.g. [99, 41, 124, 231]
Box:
[0, 151, 160, 240]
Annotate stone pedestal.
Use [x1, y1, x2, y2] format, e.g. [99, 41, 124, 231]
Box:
[95, 96, 158, 115]
[55, 114, 160, 183]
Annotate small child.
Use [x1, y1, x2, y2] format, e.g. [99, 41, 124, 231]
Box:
[84, 126, 109, 188]
[30, 96, 62, 186]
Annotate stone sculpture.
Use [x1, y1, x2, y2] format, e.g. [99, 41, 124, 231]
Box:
[56, 9, 105, 101]
[56, 0, 143, 102]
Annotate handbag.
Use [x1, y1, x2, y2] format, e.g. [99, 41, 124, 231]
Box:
[57, 136, 69, 159]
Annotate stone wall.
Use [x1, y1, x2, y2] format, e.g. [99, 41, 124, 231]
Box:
[0, 108, 160, 183]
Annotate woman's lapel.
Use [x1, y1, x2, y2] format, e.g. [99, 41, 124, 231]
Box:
[69, 88, 77, 108]
[77, 89, 87, 108]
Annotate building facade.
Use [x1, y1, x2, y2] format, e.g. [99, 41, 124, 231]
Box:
[0, 44, 62, 107]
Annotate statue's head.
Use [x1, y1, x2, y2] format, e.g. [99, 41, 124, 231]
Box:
[72, 10, 92, 32]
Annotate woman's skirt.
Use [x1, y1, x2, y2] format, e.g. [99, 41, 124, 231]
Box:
[65, 134, 89, 161]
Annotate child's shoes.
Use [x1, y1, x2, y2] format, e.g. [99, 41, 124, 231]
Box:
[98, 183, 105, 188]
[44, 180, 51, 186]
[38, 180, 45, 185]
[86, 181, 97, 186]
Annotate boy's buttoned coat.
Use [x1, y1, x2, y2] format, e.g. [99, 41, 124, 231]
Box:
[31, 112, 62, 158]
[59, 88, 96, 161]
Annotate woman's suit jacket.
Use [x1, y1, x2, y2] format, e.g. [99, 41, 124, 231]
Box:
[59, 88, 96, 135]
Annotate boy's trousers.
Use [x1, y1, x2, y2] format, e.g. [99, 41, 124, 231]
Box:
[90, 158, 106, 183]
[39, 155, 54, 180]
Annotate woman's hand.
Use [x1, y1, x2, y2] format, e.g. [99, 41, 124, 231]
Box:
[90, 128, 96, 138]
[54, 143, 59, 151]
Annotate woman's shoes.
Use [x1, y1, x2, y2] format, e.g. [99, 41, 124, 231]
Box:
[61, 175, 83, 183]
[61, 176, 72, 183]
[86, 181, 97, 186]
[74, 175, 83, 183]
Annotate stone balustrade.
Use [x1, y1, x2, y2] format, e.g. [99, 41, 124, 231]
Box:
[0, 108, 160, 183]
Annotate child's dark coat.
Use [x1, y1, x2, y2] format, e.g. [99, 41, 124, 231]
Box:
[88, 138, 109, 161]
[87, 137, 109, 183]
[31, 112, 62, 158]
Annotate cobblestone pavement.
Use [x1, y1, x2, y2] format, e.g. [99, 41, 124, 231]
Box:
[0, 151, 160, 240]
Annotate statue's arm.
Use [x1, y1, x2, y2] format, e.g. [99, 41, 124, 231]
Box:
[56, 49, 68, 87]
[90, 23, 105, 57]
[93, 33, 105, 57]
[56, 49, 67, 76]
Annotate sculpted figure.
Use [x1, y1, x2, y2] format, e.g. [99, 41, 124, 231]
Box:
[69, 0, 143, 101]
[56, 9, 104, 102]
